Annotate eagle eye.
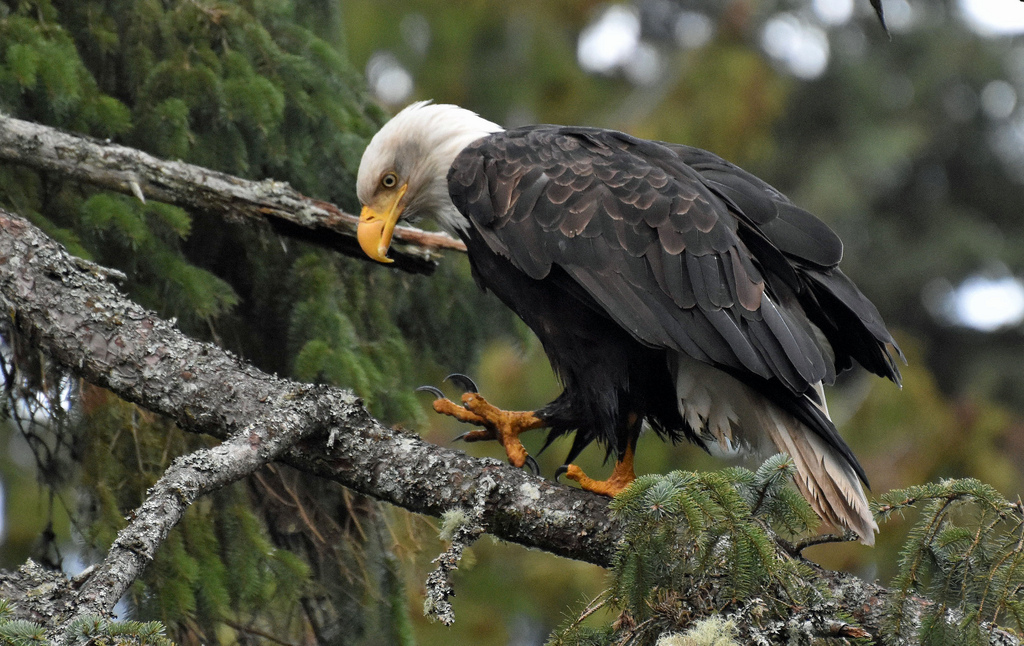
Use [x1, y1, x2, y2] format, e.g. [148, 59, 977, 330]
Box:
[381, 172, 398, 188]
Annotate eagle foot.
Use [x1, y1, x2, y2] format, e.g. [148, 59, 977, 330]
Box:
[555, 446, 636, 497]
[416, 376, 545, 475]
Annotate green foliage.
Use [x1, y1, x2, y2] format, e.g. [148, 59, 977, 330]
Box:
[547, 625, 614, 646]
[0, 8, 132, 136]
[287, 251, 424, 422]
[0, 0, 390, 333]
[552, 467, 1024, 645]
[607, 455, 818, 622]
[0, 6, 510, 642]
[74, 390, 314, 642]
[551, 456, 831, 645]
[0, 620, 47, 646]
[0, 604, 172, 645]
[64, 615, 173, 646]
[75, 193, 242, 323]
[7, 8, 528, 642]
[875, 479, 1024, 644]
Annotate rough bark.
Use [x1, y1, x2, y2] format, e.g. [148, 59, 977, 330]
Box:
[64, 411, 323, 638]
[0, 209, 1018, 644]
[0, 207, 618, 573]
[0, 113, 465, 274]
[0, 560, 79, 626]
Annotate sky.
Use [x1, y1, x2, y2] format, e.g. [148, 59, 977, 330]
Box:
[960, 0, 1024, 36]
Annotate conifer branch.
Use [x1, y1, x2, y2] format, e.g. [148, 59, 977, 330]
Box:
[0, 209, 1020, 644]
[0, 113, 465, 274]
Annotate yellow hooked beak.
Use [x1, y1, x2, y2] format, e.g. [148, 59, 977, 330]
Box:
[357, 184, 408, 264]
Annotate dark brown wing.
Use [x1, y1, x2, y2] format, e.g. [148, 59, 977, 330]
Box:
[448, 126, 861, 394]
[667, 144, 903, 383]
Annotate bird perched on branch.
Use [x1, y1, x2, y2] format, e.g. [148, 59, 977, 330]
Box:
[355, 101, 902, 545]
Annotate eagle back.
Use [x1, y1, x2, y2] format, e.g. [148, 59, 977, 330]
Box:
[448, 126, 901, 387]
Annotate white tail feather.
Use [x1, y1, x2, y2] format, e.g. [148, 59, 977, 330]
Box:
[759, 406, 878, 545]
[673, 354, 878, 545]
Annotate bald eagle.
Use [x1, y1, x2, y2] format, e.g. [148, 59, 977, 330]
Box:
[356, 102, 901, 544]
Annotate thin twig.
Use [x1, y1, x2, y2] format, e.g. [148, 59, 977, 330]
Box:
[220, 619, 301, 646]
[424, 497, 488, 625]
[783, 532, 852, 555]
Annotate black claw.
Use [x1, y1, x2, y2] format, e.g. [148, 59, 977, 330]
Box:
[444, 373, 479, 394]
[554, 465, 569, 482]
[523, 455, 541, 476]
[415, 385, 445, 399]
[451, 431, 473, 443]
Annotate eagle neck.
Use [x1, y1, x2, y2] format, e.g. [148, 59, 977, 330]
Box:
[411, 110, 501, 236]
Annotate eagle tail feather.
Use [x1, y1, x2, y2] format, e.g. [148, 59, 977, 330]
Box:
[674, 353, 877, 545]
[759, 404, 877, 545]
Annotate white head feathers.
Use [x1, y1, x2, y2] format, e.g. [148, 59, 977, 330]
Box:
[356, 102, 503, 234]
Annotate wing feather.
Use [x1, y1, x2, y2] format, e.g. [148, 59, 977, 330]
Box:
[649, 248, 696, 309]
[545, 179, 575, 206]
[509, 168, 549, 220]
[447, 125, 900, 469]
[449, 126, 835, 389]
[664, 141, 901, 381]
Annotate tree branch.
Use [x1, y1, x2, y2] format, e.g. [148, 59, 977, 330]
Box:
[0, 208, 1018, 644]
[62, 415, 322, 639]
[0, 207, 618, 568]
[0, 113, 465, 274]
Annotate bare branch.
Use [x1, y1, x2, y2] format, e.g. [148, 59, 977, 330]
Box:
[62, 416, 322, 639]
[0, 207, 619, 569]
[0, 113, 466, 274]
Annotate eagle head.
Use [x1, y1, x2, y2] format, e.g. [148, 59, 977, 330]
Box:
[355, 101, 502, 263]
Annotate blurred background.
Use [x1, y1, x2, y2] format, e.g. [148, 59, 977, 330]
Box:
[2, 0, 1024, 644]
[346, 0, 1024, 642]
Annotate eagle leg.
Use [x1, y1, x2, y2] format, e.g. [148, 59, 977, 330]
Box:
[419, 387, 546, 470]
[557, 445, 636, 497]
